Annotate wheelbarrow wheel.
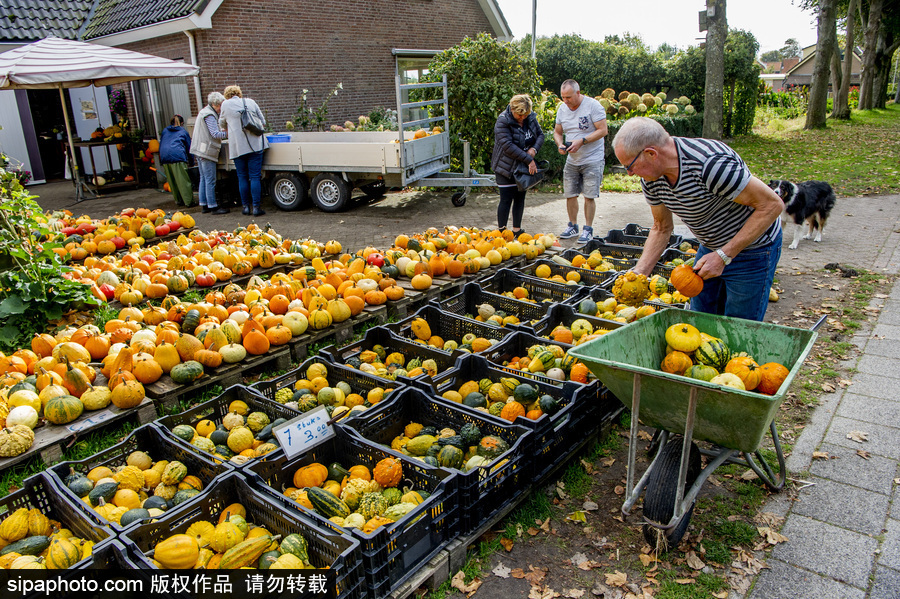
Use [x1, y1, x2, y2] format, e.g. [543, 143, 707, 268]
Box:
[642, 436, 701, 551]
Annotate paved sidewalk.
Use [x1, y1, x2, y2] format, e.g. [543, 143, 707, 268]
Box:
[747, 202, 900, 599]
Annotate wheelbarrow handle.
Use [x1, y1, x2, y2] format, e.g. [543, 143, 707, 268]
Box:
[810, 314, 828, 332]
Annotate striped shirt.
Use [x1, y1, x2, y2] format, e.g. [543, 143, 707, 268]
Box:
[642, 137, 781, 250]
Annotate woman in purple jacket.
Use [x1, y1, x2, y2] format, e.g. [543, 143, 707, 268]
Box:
[490, 94, 544, 236]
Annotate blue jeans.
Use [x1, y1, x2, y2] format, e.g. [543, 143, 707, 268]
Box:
[691, 229, 782, 322]
[197, 158, 217, 208]
[233, 150, 264, 209]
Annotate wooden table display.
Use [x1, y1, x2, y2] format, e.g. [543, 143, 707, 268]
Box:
[66, 139, 141, 197]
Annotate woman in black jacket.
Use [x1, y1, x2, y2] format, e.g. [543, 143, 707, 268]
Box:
[490, 94, 544, 236]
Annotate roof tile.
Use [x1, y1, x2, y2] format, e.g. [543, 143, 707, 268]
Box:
[0, 0, 94, 41]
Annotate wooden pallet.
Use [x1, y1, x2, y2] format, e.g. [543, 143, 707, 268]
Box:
[0, 398, 157, 473]
[144, 346, 292, 409]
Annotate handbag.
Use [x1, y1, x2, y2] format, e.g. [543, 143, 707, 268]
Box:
[512, 160, 549, 191]
[240, 98, 265, 136]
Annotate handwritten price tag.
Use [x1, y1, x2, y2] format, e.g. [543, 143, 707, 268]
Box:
[272, 406, 335, 459]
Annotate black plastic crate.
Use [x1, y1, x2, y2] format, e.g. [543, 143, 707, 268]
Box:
[246, 428, 457, 599]
[155, 384, 301, 466]
[526, 302, 624, 340]
[423, 354, 599, 484]
[580, 286, 689, 311]
[251, 355, 401, 406]
[48, 423, 229, 533]
[581, 238, 645, 259]
[439, 282, 550, 328]
[122, 471, 364, 598]
[480, 268, 588, 305]
[341, 386, 531, 536]
[516, 258, 618, 290]
[560, 248, 636, 274]
[320, 326, 459, 386]
[0, 472, 114, 569]
[383, 304, 512, 354]
[81, 539, 145, 569]
[606, 225, 682, 248]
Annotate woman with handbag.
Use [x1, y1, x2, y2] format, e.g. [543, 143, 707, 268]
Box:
[490, 94, 544, 237]
[219, 85, 269, 216]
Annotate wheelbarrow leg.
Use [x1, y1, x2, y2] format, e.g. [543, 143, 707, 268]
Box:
[742, 420, 787, 491]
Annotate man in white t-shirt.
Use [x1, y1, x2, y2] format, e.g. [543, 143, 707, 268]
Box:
[553, 79, 608, 243]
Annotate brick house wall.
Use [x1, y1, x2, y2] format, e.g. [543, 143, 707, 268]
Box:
[117, 0, 494, 135]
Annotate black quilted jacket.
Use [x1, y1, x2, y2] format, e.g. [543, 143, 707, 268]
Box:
[490, 107, 544, 179]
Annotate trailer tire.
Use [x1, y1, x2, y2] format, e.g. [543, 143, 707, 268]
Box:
[269, 172, 309, 211]
[311, 173, 351, 212]
[451, 192, 467, 207]
[642, 436, 701, 551]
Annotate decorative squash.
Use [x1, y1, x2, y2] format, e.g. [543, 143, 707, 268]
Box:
[757, 362, 789, 395]
[109, 379, 144, 409]
[293, 463, 328, 489]
[694, 338, 731, 372]
[670, 263, 704, 298]
[724, 356, 761, 391]
[170, 361, 204, 385]
[665, 323, 702, 353]
[372, 457, 402, 488]
[306, 486, 351, 518]
[44, 394, 84, 425]
[153, 534, 199, 569]
[660, 351, 693, 376]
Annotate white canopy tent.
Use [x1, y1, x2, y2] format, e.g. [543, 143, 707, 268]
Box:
[0, 37, 200, 201]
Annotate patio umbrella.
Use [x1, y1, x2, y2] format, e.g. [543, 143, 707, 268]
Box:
[0, 37, 200, 201]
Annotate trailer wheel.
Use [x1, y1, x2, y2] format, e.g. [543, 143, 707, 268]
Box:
[311, 173, 351, 212]
[451, 191, 467, 207]
[642, 436, 701, 551]
[269, 172, 308, 211]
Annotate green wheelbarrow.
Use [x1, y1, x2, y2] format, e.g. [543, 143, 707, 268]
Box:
[569, 309, 821, 549]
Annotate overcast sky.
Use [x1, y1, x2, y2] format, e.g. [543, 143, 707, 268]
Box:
[494, 0, 821, 55]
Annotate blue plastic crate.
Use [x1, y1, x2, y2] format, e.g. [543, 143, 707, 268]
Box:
[266, 134, 291, 143]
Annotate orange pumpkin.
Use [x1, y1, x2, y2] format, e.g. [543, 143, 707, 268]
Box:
[757, 362, 789, 395]
[660, 350, 693, 375]
[364, 290, 387, 306]
[670, 263, 704, 298]
[384, 285, 405, 301]
[500, 401, 526, 423]
[372, 457, 403, 488]
[724, 356, 761, 391]
[569, 362, 590, 384]
[293, 463, 328, 488]
[265, 325, 292, 346]
[243, 330, 270, 355]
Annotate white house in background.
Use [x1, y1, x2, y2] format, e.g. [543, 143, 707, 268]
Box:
[780, 44, 863, 90]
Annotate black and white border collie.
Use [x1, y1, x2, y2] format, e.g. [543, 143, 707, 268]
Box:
[768, 180, 836, 250]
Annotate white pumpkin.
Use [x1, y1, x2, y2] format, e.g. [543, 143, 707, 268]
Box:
[282, 311, 309, 336]
[6, 405, 39, 429]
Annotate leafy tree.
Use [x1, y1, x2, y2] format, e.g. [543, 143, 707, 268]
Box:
[422, 33, 542, 173]
[665, 45, 707, 111]
[532, 34, 668, 98]
[655, 43, 680, 61]
[723, 29, 761, 136]
[604, 32, 649, 51]
[760, 49, 783, 62]
[781, 38, 802, 58]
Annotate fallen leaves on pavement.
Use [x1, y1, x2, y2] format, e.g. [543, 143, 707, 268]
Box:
[847, 430, 869, 443]
[450, 571, 482, 596]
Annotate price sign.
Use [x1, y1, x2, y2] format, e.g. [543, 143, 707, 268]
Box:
[272, 406, 335, 459]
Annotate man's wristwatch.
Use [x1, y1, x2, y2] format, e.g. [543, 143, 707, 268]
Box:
[582, 137, 589, 144]
[715, 249, 732, 266]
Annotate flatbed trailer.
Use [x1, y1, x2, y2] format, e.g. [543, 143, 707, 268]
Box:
[217, 76, 495, 212]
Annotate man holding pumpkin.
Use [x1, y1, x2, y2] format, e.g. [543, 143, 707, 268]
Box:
[612, 117, 784, 321]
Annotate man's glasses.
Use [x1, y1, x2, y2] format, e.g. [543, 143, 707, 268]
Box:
[624, 148, 645, 174]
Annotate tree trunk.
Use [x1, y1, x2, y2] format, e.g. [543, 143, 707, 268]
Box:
[858, 0, 884, 109]
[873, 41, 900, 108]
[834, 0, 857, 120]
[829, 18, 843, 119]
[703, 0, 727, 140]
[806, 0, 837, 129]
[726, 81, 736, 136]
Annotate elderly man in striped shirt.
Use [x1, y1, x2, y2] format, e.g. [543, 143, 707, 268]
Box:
[612, 117, 784, 322]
